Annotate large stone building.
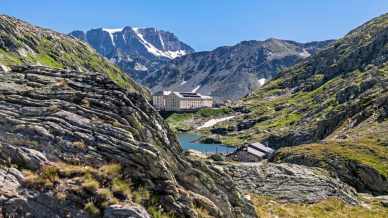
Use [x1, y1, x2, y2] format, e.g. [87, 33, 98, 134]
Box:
[152, 91, 213, 111]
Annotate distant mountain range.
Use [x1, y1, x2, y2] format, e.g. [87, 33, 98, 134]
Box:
[70, 27, 333, 101]
[143, 39, 334, 101]
[69, 27, 194, 81]
[201, 12, 388, 196]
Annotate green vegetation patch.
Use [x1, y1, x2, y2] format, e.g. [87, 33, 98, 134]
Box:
[165, 113, 194, 131]
[165, 108, 234, 132]
[0, 48, 23, 65]
[0, 25, 147, 96]
[22, 162, 181, 217]
[35, 54, 64, 68]
[196, 107, 233, 118]
[252, 195, 388, 218]
[275, 140, 388, 177]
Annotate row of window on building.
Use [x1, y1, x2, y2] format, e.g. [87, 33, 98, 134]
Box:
[152, 91, 213, 111]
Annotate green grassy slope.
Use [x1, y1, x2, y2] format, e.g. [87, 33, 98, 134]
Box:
[197, 13, 388, 193]
[0, 15, 148, 96]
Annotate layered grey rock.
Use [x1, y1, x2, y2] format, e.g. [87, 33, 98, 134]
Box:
[0, 65, 256, 218]
[0, 163, 91, 218]
[104, 204, 151, 218]
[0, 143, 50, 170]
[220, 162, 359, 204]
[276, 152, 388, 195]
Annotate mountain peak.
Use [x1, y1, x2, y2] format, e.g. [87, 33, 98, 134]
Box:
[102, 27, 124, 33]
[69, 26, 194, 81]
[143, 39, 332, 101]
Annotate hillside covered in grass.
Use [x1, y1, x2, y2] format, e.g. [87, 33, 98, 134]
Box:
[252, 195, 388, 218]
[197, 13, 388, 194]
[0, 15, 147, 96]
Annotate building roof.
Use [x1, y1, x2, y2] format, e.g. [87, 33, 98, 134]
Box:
[247, 147, 266, 158]
[153, 90, 212, 100]
[248, 143, 274, 154]
[180, 92, 202, 98]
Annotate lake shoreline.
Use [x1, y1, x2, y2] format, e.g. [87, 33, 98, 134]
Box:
[177, 132, 236, 154]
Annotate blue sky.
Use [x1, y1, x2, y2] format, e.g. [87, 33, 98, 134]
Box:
[1, 0, 387, 51]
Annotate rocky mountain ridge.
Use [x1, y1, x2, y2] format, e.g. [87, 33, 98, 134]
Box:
[143, 38, 333, 101]
[196, 12, 388, 195]
[70, 27, 194, 81]
[0, 15, 147, 97]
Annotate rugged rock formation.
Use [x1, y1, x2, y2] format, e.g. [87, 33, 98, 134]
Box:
[143, 39, 332, 101]
[104, 204, 151, 218]
[70, 27, 194, 81]
[220, 162, 358, 204]
[273, 142, 388, 195]
[0, 65, 256, 217]
[199, 13, 388, 194]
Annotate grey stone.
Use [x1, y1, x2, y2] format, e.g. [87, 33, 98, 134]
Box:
[220, 161, 359, 204]
[104, 204, 151, 218]
[0, 65, 257, 218]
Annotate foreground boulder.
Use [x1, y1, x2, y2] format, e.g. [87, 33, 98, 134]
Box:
[273, 141, 388, 195]
[0, 65, 256, 218]
[104, 204, 151, 218]
[220, 162, 359, 204]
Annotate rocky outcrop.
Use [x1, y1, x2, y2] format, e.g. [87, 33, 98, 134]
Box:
[219, 162, 359, 204]
[103, 204, 151, 218]
[0, 65, 256, 217]
[0, 164, 91, 218]
[0, 143, 50, 170]
[274, 150, 388, 195]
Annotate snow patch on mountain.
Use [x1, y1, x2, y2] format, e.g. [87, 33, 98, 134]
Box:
[197, 116, 236, 130]
[165, 50, 187, 59]
[132, 27, 186, 59]
[134, 63, 148, 71]
[299, 49, 311, 58]
[180, 80, 187, 85]
[103, 28, 123, 46]
[192, 85, 201, 93]
[258, 78, 266, 86]
[158, 32, 165, 50]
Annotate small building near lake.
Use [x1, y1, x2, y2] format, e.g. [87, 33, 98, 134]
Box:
[226, 142, 274, 162]
[152, 91, 213, 111]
